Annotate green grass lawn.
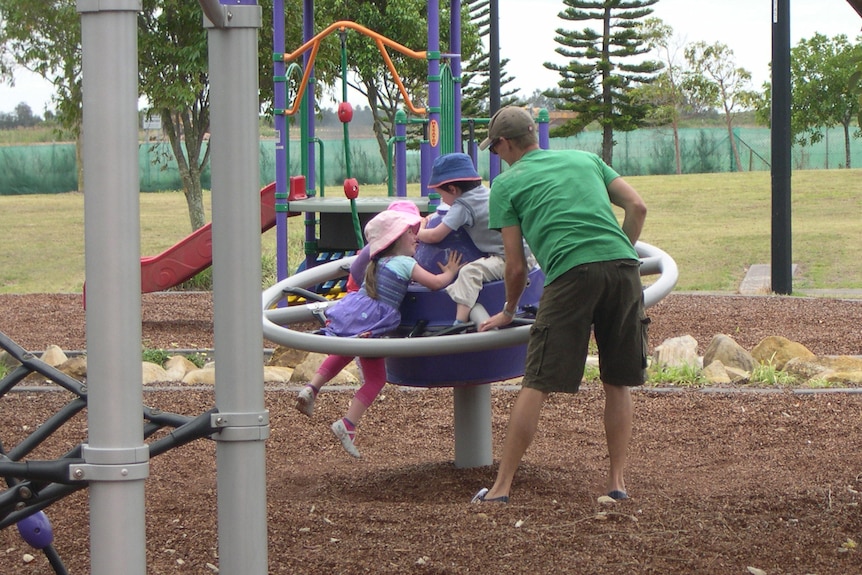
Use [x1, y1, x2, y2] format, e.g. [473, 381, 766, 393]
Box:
[0, 169, 860, 295]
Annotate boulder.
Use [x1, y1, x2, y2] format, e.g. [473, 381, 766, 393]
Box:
[725, 366, 751, 384]
[703, 334, 757, 374]
[268, 346, 309, 368]
[0, 350, 19, 369]
[57, 356, 88, 380]
[264, 365, 294, 383]
[783, 357, 829, 379]
[142, 362, 170, 384]
[290, 352, 359, 385]
[164, 355, 199, 381]
[41, 345, 68, 367]
[183, 368, 216, 385]
[702, 360, 731, 385]
[653, 335, 699, 368]
[783, 355, 862, 385]
[751, 336, 815, 370]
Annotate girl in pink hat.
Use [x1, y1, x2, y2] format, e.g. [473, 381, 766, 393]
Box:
[295, 210, 463, 458]
[345, 200, 422, 293]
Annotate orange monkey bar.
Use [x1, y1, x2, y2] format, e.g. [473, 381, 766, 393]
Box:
[282, 20, 427, 116]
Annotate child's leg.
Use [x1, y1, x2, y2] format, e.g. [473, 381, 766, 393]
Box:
[344, 357, 387, 426]
[296, 354, 354, 417]
[311, 354, 354, 391]
[445, 256, 506, 322]
[455, 303, 472, 323]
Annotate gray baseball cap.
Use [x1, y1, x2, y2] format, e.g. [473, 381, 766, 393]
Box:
[479, 107, 536, 150]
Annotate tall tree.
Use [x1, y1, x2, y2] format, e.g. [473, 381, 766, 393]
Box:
[544, 0, 662, 165]
[137, 0, 292, 231]
[683, 41, 757, 172]
[0, 0, 328, 232]
[0, 0, 84, 189]
[635, 17, 686, 174]
[788, 34, 860, 168]
[460, 0, 520, 122]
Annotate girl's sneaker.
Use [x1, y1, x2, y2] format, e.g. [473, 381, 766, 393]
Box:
[295, 385, 316, 417]
[331, 418, 360, 458]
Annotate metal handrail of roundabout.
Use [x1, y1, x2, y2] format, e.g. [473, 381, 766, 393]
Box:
[262, 241, 679, 354]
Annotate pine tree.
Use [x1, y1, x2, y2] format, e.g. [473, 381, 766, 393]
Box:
[544, 0, 662, 165]
[460, 0, 520, 124]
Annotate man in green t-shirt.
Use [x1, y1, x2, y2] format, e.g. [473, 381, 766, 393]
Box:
[471, 106, 649, 505]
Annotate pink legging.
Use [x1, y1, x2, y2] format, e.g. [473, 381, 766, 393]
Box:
[316, 354, 387, 408]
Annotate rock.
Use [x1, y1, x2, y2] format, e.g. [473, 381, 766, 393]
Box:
[57, 356, 88, 380]
[822, 370, 862, 385]
[783, 357, 829, 378]
[809, 355, 862, 373]
[41, 345, 68, 367]
[725, 366, 751, 385]
[0, 350, 19, 369]
[182, 368, 216, 385]
[268, 346, 309, 368]
[653, 335, 699, 368]
[142, 362, 170, 384]
[264, 365, 294, 383]
[703, 334, 756, 374]
[164, 355, 198, 381]
[290, 352, 359, 385]
[784, 355, 862, 385]
[751, 336, 815, 370]
[702, 360, 732, 385]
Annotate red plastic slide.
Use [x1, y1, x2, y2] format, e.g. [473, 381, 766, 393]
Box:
[140, 179, 303, 293]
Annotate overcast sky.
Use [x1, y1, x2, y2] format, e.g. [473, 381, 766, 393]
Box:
[501, 0, 862, 96]
[1, 0, 861, 115]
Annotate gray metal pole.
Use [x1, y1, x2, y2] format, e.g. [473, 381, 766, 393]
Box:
[77, 1, 148, 574]
[454, 306, 493, 468]
[453, 385, 493, 467]
[204, 4, 269, 574]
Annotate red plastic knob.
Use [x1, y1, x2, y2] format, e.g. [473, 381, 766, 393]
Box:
[337, 102, 353, 123]
[343, 178, 359, 199]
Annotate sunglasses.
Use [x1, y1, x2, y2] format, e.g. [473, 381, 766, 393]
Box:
[488, 138, 502, 155]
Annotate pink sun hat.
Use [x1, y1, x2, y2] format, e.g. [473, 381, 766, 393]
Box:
[386, 199, 421, 217]
[365, 210, 422, 258]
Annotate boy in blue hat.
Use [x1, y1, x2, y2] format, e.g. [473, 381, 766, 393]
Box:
[418, 152, 521, 326]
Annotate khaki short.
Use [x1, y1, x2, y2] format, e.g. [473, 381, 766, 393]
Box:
[522, 259, 649, 393]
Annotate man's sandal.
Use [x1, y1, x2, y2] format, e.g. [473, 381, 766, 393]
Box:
[471, 487, 509, 504]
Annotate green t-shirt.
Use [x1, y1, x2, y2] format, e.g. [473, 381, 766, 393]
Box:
[488, 148, 638, 286]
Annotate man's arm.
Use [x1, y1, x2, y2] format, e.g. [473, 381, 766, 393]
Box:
[479, 225, 528, 332]
[607, 177, 647, 246]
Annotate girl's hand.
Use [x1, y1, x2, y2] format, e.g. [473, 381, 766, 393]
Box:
[437, 250, 463, 275]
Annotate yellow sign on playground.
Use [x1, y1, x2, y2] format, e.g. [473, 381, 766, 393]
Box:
[429, 119, 439, 148]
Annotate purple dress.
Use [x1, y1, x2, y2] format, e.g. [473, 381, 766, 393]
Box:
[322, 255, 414, 338]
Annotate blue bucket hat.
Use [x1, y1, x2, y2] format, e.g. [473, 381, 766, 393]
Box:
[428, 153, 481, 188]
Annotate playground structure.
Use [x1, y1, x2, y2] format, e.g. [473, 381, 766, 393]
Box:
[139, 1, 514, 292]
[0, 1, 681, 574]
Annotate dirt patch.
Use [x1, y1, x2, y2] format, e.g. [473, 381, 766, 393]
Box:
[1, 293, 861, 574]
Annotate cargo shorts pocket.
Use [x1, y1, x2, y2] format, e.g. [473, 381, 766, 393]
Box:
[524, 322, 550, 377]
[640, 316, 651, 369]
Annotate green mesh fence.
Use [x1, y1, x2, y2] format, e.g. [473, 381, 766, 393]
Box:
[1, 127, 860, 195]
